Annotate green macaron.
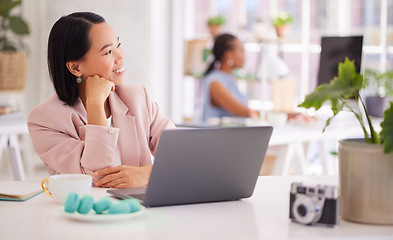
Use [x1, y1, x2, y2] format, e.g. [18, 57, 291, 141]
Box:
[122, 198, 141, 213]
[64, 192, 80, 213]
[77, 195, 95, 214]
[93, 197, 113, 214]
[107, 202, 131, 214]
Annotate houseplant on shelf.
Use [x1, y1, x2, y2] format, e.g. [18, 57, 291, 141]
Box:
[298, 58, 393, 225]
[363, 68, 393, 118]
[206, 15, 225, 40]
[272, 12, 293, 38]
[0, 0, 30, 91]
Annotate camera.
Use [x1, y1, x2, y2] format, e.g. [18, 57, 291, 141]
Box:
[289, 182, 339, 226]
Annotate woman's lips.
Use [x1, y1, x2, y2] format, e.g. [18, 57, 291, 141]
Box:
[113, 67, 125, 74]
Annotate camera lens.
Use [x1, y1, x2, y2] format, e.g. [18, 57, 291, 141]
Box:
[297, 204, 308, 217]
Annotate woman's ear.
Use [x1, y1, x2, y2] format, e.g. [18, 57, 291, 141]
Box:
[66, 61, 81, 77]
[222, 50, 233, 61]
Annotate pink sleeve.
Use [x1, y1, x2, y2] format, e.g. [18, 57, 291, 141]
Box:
[27, 105, 119, 176]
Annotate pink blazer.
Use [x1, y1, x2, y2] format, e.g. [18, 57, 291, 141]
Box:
[28, 84, 175, 176]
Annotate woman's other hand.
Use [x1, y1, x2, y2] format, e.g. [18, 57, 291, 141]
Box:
[93, 165, 153, 189]
[248, 109, 260, 119]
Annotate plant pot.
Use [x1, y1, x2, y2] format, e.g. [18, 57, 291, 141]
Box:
[274, 24, 291, 38]
[0, 51, 28, 91]
[365, 96, 388, 118]
[208, 25, 223, 40]
[338, 139, 393, 225]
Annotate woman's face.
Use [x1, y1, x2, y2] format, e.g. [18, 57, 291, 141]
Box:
[230, 39, 245, 68]
[78, 23, 125, 86]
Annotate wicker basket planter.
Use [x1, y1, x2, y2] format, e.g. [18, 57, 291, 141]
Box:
[0, 51, 28, 91]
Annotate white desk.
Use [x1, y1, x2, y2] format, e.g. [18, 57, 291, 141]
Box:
[1, 175, 392, 240]
[0, 121, 28, 180]
[268, 116, 368, 175]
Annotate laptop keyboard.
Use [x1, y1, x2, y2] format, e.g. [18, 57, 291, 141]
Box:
[127, 193, 145, 201]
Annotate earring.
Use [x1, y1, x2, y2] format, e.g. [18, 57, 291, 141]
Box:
[227, 59, 234, 67]
[76, 75, 82, 84]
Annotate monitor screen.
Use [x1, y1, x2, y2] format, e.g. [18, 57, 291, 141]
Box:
[317, 36, 363, 86]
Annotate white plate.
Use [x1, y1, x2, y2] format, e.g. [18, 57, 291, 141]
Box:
[62, 206, 145, 222]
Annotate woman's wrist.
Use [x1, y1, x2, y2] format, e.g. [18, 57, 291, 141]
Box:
[86, 100, 107, 126]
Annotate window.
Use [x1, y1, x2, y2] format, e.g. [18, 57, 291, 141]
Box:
[180, 0, 393, 122]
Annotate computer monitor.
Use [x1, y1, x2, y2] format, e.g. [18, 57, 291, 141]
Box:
[317, 36, 363, 86]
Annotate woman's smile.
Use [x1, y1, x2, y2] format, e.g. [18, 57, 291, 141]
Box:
[113, 66, 125, 74]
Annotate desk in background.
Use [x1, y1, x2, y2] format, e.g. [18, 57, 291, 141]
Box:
[268, 116, 367, 175]
[0, 121, 28, 180]
[1, 175, 392, 240]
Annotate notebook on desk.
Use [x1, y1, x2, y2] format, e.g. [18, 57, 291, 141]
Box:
[107, 126, 273, 207]
[0, 181, 43, 201]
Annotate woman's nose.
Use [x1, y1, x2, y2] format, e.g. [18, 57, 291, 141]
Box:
[115, 48, 124, 64]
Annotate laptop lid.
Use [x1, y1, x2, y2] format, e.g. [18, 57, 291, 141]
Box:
[108, 126, 272, 207]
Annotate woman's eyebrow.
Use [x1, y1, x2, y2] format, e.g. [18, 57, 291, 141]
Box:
[99, 37, 120, 52]
[99, 43, 112, 52]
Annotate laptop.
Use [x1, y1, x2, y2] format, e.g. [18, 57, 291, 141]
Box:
[107, 126, 273, 207]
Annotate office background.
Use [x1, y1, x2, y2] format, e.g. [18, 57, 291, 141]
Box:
[1, 0, 393, 177]
[9, 0, 392, 121]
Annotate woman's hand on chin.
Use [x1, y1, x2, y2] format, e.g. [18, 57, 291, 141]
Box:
[84, 75, 115, 126]
[93, 165, 153, 189]
[85, 75, 115, 105]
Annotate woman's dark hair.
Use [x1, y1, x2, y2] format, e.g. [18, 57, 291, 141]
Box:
[47, 12, 106, 106]
[204, 33, 237, 76]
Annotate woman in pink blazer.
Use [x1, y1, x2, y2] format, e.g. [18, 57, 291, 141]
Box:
[28, 12, 175, 189]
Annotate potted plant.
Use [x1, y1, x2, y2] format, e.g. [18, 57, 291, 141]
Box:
[0, 0, 30, 91]
[206, 15, 225, 40]
[363, 68, 393, 117]
[272, 12, 293, 38]
[298, 58, 393, 225]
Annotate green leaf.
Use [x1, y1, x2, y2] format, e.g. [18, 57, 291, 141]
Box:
[331, 98, 344, 114]
[0, 38, 17, 50]
[272, 12, 294, 27]
[380, 102, 393, 153]
[352, 74, 363, 91]
[298, 58, 362, 111]
[1, 43, 16, 50]
[8, 15, 29, 35]
[383, 70, 393, 97]
[207, 15, 226, 26]
[0, 0, 21, 17]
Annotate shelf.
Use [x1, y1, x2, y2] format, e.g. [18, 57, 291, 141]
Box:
[244, 42, 321, 53]
[245, 42, 393, 54]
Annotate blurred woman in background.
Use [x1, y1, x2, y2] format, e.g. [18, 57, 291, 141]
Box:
[202, 33, 259, 123]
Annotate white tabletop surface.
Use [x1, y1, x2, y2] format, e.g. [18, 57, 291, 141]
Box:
[268, 113, 371, 146]
[0, 121, 28, 134]
[1, 175, 392, 240]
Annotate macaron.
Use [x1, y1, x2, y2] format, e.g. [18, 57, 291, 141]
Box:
[122, 198, 141, 213]
[64, 192, 80, 213]
[93, 197, 113, 214]
[77, 195, 95, 214]
[107, 202, 131, 214]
